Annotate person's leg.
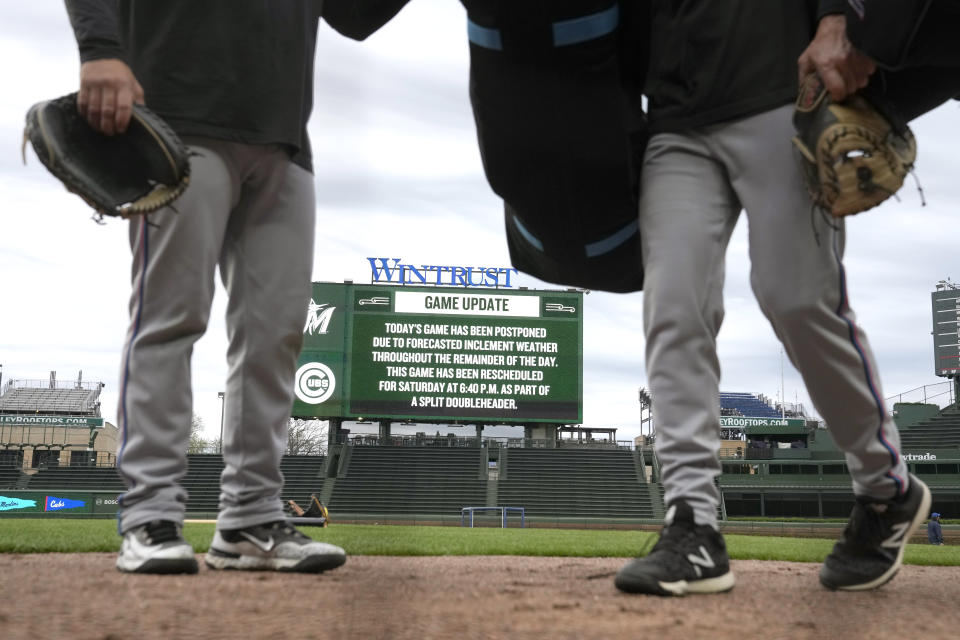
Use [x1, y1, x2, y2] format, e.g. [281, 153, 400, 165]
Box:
[724, 104, 909, 500]
[115, 139, 239, 572]
[641, 132, 742, 528]
[722, 104, 930, 590]
[205, 145, 345, 573]
[615, 131, 739, 596]
[116, 141, 237, 529]
[213, 145, 315, 529]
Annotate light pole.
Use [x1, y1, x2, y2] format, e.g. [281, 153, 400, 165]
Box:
[217, 392, 225, 454]
[638, 387, 653, 439]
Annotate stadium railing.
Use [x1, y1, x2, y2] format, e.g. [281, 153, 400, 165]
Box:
[336, 433, 633, 450]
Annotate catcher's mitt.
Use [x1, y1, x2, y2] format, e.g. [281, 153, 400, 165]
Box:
[23, 93, 190, 220]
[791, 73, 917, 217]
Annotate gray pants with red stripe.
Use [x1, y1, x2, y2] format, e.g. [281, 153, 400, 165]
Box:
[640, 104, 909, 528]
[116, 138, 315, 534]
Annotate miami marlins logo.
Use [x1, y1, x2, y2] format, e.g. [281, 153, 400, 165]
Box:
[304, 300, 336, 336]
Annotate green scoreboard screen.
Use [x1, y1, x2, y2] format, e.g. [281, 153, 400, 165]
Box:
[293, 282, 583, 423]
[932, 288, 960, 377]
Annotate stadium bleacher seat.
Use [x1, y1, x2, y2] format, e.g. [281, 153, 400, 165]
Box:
[15, 454, 327, 514]
[327, 447, 486, 517]
[900, 409, 960, 448]
[0, 465, 24, 490]
[719, 392, 781, 418]
[27, 466, 125, 492]
[497, 448, 655, 519]
[0, 386, 101, 414]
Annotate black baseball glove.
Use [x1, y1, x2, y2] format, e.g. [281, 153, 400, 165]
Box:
[23, 93, 190, 220]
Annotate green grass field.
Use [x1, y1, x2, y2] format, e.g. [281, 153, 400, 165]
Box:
[0, 519, 957, 566]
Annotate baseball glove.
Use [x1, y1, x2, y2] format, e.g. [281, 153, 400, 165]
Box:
[23, 92, 190, 220]
[791, 73, 917, 217]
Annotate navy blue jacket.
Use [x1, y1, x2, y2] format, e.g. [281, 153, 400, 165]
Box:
[928, 519, 943, 544]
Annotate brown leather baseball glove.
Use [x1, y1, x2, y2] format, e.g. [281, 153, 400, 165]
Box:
[792, 73, 917, 217]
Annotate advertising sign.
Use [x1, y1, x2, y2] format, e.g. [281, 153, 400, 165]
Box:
[719, 417, 806, 428]
[0, 492, 117, 517]
[0, 416, 104, 428]
[0, 494, 88, 514]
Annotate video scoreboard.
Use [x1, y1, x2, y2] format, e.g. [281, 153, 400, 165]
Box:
[932, 288, 960, 377]
[292, 282, 583, 423]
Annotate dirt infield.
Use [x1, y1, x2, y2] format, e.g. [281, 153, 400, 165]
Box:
[1, 554, 958, 639]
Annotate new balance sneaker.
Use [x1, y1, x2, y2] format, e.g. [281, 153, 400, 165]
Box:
[205, 520, 346, 572]
[820, 473, 931, 590]
[615, 500, 735, 596]
[116, 520, 199, 574]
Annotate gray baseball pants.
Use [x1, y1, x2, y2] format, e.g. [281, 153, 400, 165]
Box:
[640, 104, 910, 528]
[116, 138, 315, 533]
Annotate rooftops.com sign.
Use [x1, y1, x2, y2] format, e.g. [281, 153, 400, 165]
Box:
[0, 415, 104, 428]
[719, 417, 806, 428]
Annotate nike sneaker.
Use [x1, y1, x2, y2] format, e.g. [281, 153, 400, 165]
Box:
[615, 500, 735, 596]
[116, 520, 198, 574]
[205, 520, 346, 573]
[820, 473, 931, 590]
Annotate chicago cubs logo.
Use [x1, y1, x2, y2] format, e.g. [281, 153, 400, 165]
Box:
[295, 362, 336, 404]
[45, 496, 86, 511]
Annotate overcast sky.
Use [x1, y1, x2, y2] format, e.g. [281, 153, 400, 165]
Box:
[1, 2, 956, 444]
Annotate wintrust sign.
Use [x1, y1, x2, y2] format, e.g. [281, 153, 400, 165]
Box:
[368, 258, 518, 288]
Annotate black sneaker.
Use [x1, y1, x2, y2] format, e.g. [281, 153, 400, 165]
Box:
[205, 520, 346, 573]
[116, 520, 198, 574]
[820, 473, 931, 590]
[615, 500, 735, 596]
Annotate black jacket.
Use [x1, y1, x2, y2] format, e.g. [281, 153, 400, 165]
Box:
[645, 0, 846, 133]
[65, 0, 409, 172]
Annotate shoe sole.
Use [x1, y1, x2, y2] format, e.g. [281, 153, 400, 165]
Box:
[116, 556, 199, 575]
[204, 549, 347, 573]
[826, 479, 932, 591]
[616, 570, 736, 596]
[660, 571, 736, 595]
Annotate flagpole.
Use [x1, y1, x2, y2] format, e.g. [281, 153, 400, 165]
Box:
[780, 349, 785, 419]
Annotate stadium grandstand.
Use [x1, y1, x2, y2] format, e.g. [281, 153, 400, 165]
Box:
[0, 378, 102, 416]
[715, 382, 960, 520]
[2, 379, 958, 527]
[0, 371, 117, 480]
[719, 391, 808, 419]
